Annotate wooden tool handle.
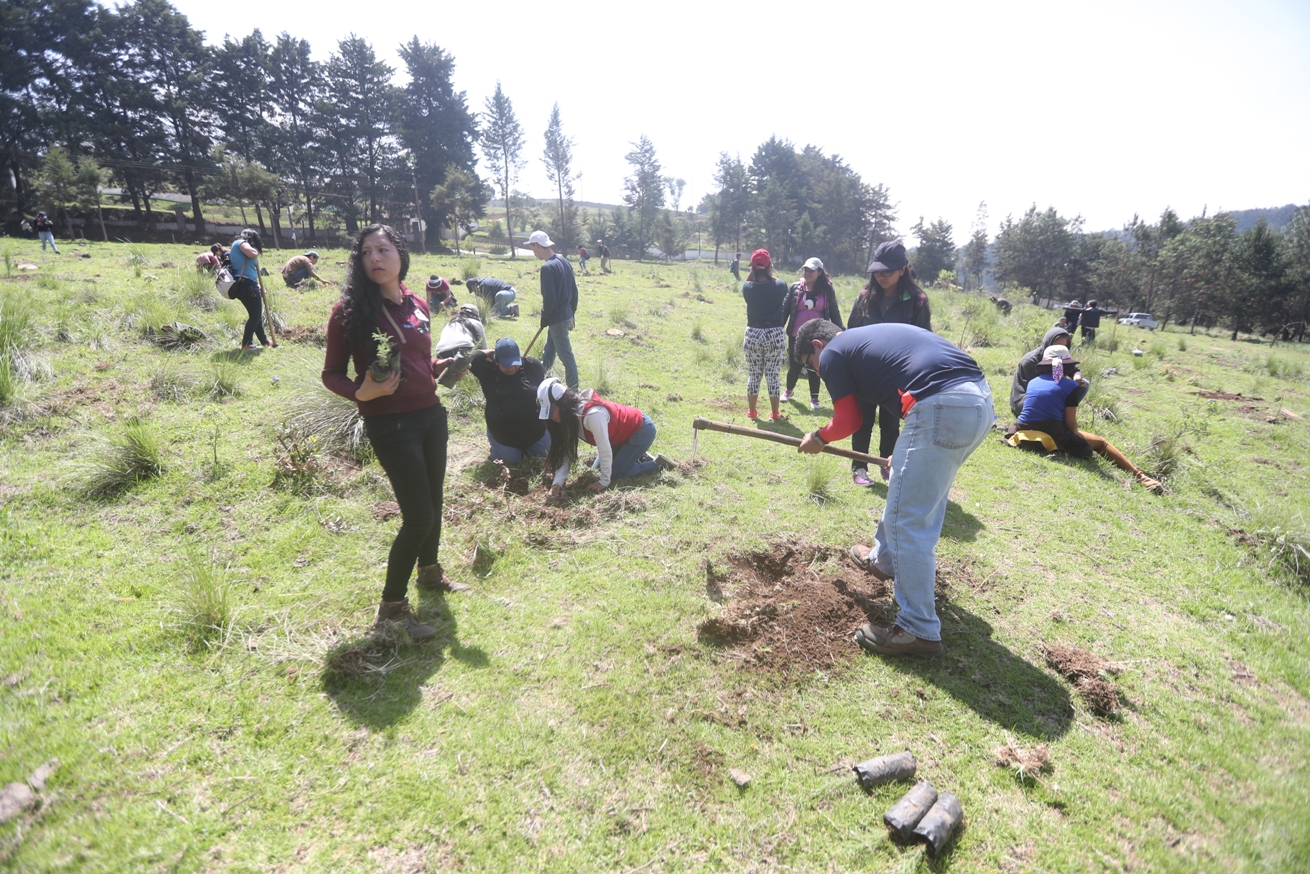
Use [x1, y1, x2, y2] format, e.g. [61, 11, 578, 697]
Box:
[692, 417, 887, 466]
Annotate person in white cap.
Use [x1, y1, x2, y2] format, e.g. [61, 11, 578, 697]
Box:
[537, 377, 673, 495]
[527, 230, 579, 389]
[782, 257, 844, 411]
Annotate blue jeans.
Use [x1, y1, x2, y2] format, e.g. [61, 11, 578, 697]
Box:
[541, 319, 578, 389]
[492, 289, 516, 315]
[39, 230, 59, 253]
[487, 428, 550, 464]
[284, 266, 310, 286]
[869, 378, 994, 641]
[611, 415, 659, 481]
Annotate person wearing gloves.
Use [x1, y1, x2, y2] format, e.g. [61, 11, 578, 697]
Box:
[538, 377, 673, 495]
[1009, 345, 1162, 491]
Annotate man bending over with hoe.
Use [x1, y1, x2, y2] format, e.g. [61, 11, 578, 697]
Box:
[795, 320, 994, 658]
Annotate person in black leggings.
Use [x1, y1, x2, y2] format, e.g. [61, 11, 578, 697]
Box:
[228, 229, 272, 350]
[321, 224, 469, 641]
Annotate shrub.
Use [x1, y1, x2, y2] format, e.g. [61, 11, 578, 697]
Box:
[272, 423, 324, 495]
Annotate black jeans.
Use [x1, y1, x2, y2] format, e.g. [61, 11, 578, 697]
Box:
[784, 336, 821, 398]
[365, 404, 448, 602]
[851, 398, 901, 469]
[231, 279, 268, 347]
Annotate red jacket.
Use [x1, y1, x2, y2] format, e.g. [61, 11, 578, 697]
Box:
[581, 392, 645, 447]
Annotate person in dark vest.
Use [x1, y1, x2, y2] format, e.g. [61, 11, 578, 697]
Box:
[1077, 299, 1119, 346]
[538, 378, 673, 495]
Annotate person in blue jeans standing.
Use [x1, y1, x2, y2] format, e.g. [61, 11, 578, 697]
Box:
[528, 230, 579, 389]
[34, 212, 59, 253]
[795, 319, 994, 658]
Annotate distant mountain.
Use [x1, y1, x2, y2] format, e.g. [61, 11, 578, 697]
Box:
[1224, 204, 1300, 233]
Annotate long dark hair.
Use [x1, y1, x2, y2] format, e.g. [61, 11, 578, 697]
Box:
[863, 265, 922, 301]
[544, 388, 583, 473]
[808, 268, 835, 297]
[747, 264, 774, 282]
[239, 228, 263, 254]
[338, 224, 411, 346]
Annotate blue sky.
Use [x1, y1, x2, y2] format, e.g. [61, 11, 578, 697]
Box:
[167, 0, 1310, 243]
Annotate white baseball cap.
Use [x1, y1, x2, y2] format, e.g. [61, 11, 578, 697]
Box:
[803, 257, 824, 271]
[537, 377, 566, 419]
[527, 230, 554, 248]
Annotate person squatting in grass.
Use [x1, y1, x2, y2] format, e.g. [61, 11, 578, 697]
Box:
[321, 224, 470, 642]
[782, 256, 844, 411]
[740, 248, 789, 421]
[426, 275, 458, 312]
[281, 250, 333, 287]
[795, 319, 994, 658]
[465, 277, 519, 317]
[228, 229, 273, 350]
[1008, 345, 1162, 491]
[845, 240, 932, 486]
[538, 378, 674, 495]
[528, 230, 580, 389]
[1009, 326, 1082, 417]
[467, 338, 552, 464]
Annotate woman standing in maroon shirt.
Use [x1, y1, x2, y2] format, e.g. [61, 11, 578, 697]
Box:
[321, 225, 469, 641]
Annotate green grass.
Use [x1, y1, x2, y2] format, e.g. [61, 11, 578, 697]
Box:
[1, 247, 1309, 871]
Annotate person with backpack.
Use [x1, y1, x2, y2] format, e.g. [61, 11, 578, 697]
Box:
[34, 212, 59, 253]
[845, 241, 932, 485]
[782, 257, 844, 411]
[228, 229, 272, 351]
[538, 377, 673, 495]
[321, 224, 470, 642]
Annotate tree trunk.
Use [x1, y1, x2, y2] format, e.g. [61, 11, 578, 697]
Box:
[186, 168, 204, 236]
[254, 203, 266, 235]
[269, 206, 282, 249]
[97, 203, 108, 242]
[504, 167, 515, 260]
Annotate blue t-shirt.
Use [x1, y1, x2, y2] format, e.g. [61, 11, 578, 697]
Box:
[818, 324, 983, 410]
[229, 240, 259, 282]
[1018, 374, 1081, 424]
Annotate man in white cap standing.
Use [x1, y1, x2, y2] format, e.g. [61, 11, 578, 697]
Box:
[528, 230, 579, 389]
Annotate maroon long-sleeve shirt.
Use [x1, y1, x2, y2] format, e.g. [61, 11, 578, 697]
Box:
[321, 286, 442, 417]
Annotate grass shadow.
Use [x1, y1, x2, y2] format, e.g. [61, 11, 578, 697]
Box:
[878, 602, 1072, 740]
[320, 593, 487, 730]
[210, 349, 265, 365]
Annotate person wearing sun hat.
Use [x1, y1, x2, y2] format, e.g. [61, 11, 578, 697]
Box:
[740, 248, 789, 420]
[537, 377, 673, 495]
[844, 240, 933, 486]
[1010, 345, 1162, 491]
[468, 337, 550, 464]
[425, 274, 457, 311]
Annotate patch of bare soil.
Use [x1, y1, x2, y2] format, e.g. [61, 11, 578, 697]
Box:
[1195, 391, 1262, 401]
[279, 325, 327, 345]
[442, 464, 649, 547]
[1042, 643, 1122, 716]
[696, 543, 890, 676]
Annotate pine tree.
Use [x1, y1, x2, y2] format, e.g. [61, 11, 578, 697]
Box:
[541, 103, 580, 250]
[480, 82, 525, 257]
[623, 135, 664, 260]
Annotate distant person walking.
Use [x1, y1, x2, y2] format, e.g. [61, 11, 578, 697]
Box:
[740, 248, 788, 420]
[578, 244, 590, 274]
[844, 240, 932, 485]
[528, 230, 580, 389]
[229, 229, 272, 350]
[597, 239, 612, 273]
[321, 224, 469, 641]
[34, 212, 58, 253]
[782, 257, 844, 411]
[1076, 299, 1118, 346]
[728, 252, 741, 281]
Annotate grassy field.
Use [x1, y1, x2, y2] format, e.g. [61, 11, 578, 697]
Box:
[1, 238, 1308, 872]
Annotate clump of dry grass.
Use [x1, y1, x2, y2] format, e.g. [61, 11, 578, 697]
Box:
[995, 738, 1052, 782]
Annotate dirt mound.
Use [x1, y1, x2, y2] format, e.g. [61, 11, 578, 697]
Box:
[1042, 643, 1122, 716]
[279, 325, 327, 345]
[697, 544, 890, 676]
[1195, 391, 1262, 401]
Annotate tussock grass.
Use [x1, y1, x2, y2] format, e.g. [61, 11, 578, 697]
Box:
[690, 318, 706, 343]
[1267, 356, 1304, 379]
[1178, 335, 1188, 351]
[284, 385, 370, 462]
[805, 461, 838, 504]
[594, 360, 613, 394]
[208, 360, 241, 399]
[458, 257, 480, 281]
[71, 414, 165, 497]
[170, 546, 237, 650]
[151, 362, 203, 402]
[608, 299, 631, 327]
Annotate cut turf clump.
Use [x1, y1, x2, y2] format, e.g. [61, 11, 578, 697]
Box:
[1042, 642, 1123, 716]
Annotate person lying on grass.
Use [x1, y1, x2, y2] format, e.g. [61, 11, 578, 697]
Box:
[794, 319, 994, 659]
[537, 377, 674, 495]
[1007, 345, 1162, 491]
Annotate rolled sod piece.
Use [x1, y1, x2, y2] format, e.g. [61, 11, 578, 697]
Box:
[883, 780, 938, 840]
[852, 751, 916, 790]
[912, 791, 963, 856]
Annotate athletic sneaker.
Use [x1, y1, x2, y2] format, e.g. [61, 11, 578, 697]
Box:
[852, 468, 874, 487]
[653, 453, 676, 471]
[769, 411, 785, 421]
[780, 389, 793, 401]
[242, 345, 262, 352]
[809, 398, 821, 411]
[746, 410, 759, 419]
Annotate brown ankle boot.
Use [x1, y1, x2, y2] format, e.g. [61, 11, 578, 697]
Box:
[375, 598, 437, 641]
[415, 563, 471, 593]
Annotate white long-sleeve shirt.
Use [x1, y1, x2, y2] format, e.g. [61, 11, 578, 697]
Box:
[552, 400, 613, 487]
